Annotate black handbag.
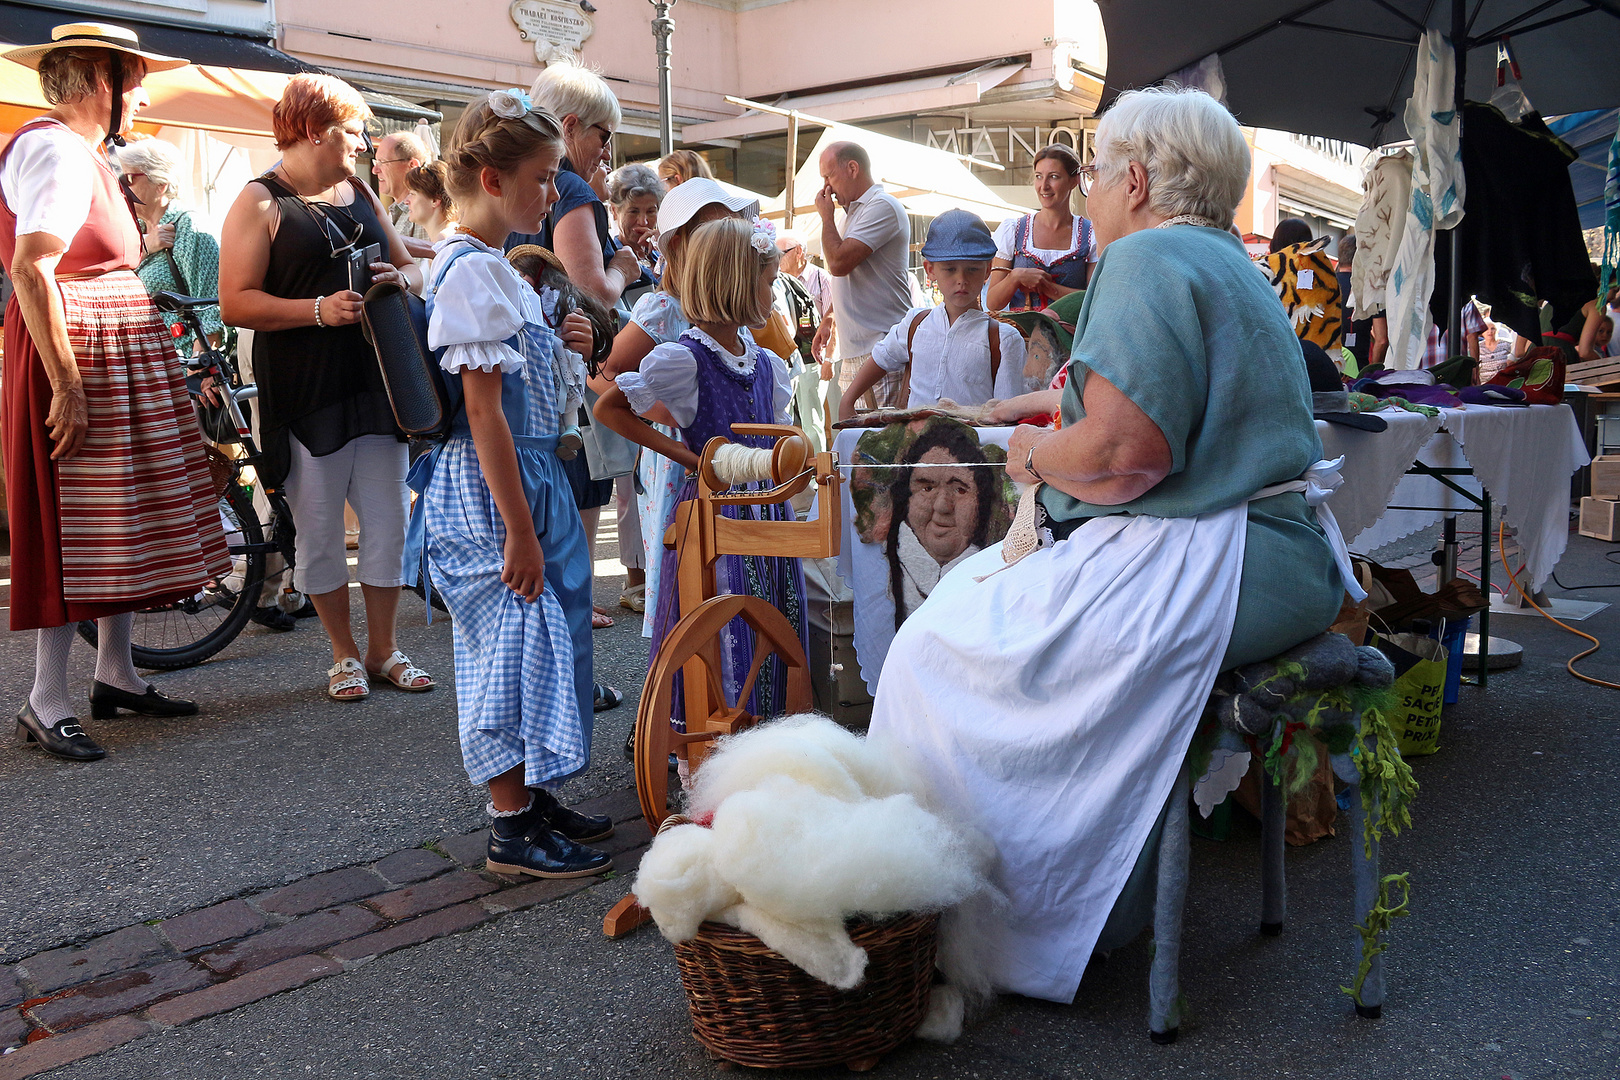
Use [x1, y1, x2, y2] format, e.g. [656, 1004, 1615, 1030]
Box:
[360, 242, 479, 439]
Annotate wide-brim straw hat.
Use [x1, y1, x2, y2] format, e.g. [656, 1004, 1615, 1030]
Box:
[2, 22, 189, 73]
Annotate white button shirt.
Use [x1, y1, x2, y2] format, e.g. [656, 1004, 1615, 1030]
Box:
[870, 305, 1028, 408]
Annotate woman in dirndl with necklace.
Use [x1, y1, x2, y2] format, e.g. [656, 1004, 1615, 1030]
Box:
[1, 23, 230, 762]
[987, 143, 1096, 313]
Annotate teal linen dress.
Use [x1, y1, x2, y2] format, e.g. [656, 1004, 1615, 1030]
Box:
[1038, 224, 1342, 669]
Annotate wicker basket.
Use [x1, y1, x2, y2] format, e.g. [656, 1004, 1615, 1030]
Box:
[203, 445, 237, 501]
[673, 911, 940, 1071]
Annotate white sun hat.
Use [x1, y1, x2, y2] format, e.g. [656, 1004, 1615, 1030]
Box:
[656, 176, 759, 242]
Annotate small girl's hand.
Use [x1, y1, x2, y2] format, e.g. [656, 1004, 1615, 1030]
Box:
[502, 531, 546, 601]
[560, 311, 594, 357]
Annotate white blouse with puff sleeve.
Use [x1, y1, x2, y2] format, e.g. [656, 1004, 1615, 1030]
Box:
[616, 327, 793, 430]
[427, 237, 546, 374]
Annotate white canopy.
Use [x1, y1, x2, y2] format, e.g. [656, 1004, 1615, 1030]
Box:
[768, 122, 1028, 255]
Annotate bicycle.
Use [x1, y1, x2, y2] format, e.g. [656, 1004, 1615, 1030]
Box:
[76, 291, 298, 668]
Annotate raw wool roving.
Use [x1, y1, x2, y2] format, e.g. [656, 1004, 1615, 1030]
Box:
[633, 715, 998, 1042]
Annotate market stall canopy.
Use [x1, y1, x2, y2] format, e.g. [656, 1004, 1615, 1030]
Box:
[1096, 0, 1620, 146]
[770, 122, 1028, 240]
[681, 61, 1031, 143]
[0, 53, 294, 138]
[1546, 109, 1617, 230]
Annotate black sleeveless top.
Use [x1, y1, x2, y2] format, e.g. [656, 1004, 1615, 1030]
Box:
[251, 173, 401, 488]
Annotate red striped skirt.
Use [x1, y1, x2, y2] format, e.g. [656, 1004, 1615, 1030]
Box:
[2, 271, 229, 630]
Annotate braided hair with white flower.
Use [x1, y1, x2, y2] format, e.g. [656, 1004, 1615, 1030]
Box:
[439, 89, 565, 205]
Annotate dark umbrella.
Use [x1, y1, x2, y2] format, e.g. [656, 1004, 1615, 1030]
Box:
[1098, 0, 1620, 148]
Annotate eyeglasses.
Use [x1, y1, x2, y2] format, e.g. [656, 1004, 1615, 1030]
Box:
[373, 158, 412, 167]
[122, 171, 146, 182]
[1076, 164, 1098, 197]
[590, 123, 614, 144]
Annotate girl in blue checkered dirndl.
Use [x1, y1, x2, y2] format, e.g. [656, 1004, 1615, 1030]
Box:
[407, 91, 617, 881]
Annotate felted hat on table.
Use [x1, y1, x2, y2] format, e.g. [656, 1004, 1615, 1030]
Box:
[657, 178, 759, 242]
[2, 22, 189, 72]
[919, 209, 996, 262]
[1303, 340, 1387, 432]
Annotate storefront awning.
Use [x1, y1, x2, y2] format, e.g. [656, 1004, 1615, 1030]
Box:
[682, 61, 1029, 143]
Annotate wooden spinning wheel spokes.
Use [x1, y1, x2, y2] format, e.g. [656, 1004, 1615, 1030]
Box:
[632, 594, 813, 830]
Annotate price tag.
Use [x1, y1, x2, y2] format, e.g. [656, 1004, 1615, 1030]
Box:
[1296, 268, 1315, 290]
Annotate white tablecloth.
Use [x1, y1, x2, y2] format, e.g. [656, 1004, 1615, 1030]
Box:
[1329, 404, 1588, 591]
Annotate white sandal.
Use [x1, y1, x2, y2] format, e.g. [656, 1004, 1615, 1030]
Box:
[327, 657, 370, 701]
[369, 650, 436, 692]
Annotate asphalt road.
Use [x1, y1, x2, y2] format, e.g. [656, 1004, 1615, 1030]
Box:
[6, 521, 1620, 1078]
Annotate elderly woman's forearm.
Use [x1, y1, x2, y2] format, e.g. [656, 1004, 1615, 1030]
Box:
[10, 259, 78, 386]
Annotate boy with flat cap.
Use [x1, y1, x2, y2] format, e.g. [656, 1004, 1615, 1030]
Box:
[840, 210, 1027, 416]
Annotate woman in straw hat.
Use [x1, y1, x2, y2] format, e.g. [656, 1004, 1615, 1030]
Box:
[1, 23, 230, 761]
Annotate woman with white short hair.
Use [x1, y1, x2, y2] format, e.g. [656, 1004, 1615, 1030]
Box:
[119, 137, 221, 354]
[870, 88, 1358, 1003]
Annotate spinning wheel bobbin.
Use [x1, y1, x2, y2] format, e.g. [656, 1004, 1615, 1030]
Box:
[604, 424, 842, 938]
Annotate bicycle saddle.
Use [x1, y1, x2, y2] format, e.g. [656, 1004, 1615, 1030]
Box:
[153, 291, 219, 311]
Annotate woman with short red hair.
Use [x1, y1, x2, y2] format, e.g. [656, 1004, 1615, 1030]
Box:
[220, 73, 433, 702]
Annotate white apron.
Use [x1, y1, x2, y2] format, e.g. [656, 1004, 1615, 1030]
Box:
[867, 461, 1361, 1002]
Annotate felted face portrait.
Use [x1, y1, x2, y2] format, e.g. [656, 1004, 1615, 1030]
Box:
[850, 417, 1015, 629]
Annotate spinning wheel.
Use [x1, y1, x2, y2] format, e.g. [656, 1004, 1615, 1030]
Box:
[631, 594, 814, 829]
[603, 424, 842, 937]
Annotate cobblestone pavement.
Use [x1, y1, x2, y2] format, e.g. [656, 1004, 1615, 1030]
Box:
[3, 512, 1619, 1078]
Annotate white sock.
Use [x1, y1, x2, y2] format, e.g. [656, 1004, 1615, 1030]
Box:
[29, 624, 77, 725]
[93, 613, 149, 694]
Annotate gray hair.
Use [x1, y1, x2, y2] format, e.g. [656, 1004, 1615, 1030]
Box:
[1093, 87, 1250, 226]
[118, 138, 182, 200]
[529, 57, 621, 130]
[606, 163, 665, 210]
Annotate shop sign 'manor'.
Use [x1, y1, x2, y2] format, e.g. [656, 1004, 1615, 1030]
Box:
[510, 0, 595, 62]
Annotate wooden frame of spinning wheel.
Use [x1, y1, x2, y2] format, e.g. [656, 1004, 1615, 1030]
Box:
[603, 424, 842, 937]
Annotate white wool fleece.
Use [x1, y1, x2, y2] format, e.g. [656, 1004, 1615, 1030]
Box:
[686, 713, 925, 817]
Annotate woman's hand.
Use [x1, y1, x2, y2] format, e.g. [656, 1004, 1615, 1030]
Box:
[608, 245, 641, 282]
[319, 290, 365, 327]
[143, 223, 176, 255]
[1009, 267, 1054, 293]
[560, 311, 594, 357]
[197, 373, 224, 408]
[368, 262, 408, 290]
[46, 384, 89, 460]
[1005, 424, 1047, 485]
[984, 389, 1064, 426]
[502, 530, 546, 602]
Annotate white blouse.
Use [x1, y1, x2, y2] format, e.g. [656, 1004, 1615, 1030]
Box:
[0, 121, 98, 242]
[617, 326, 794, 430]
[426, 235, 547, 374]
[993, 213, 1096, 264]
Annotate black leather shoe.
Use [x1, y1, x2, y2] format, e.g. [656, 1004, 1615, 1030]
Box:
[530, 787, 614, 844]
[89, 682, 199, 720]
[485, 825, 611, 879]
[16, 703, 105, 761]
[250, 605, 297, 632]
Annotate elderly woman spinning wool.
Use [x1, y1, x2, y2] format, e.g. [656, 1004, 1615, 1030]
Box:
[868, 87, 1364, 1003]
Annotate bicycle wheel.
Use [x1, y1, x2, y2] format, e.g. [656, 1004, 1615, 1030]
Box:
[76, 480, 267, 669]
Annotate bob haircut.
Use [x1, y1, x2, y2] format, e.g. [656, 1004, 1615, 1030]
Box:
[529, 57, 621, 131]
[117, 138, 182, 199]
[405, 160, 455, 220]
[674, 216, 778, 328]
[440, 97, 565, 206]
[1092, 86, 1250, 227]
[606, 162, 665, 210]
[272, 73, 370, 151]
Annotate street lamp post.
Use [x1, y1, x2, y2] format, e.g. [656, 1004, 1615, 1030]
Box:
[649, 0, 676, 156]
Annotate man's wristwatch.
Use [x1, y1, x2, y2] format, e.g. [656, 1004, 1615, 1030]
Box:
[1024, 441, 1045, 483]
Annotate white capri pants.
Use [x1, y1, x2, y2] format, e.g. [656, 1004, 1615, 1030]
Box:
[284, 433, 409, 595]
[615, 474, 645, 571]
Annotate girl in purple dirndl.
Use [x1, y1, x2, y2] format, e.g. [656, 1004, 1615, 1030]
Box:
[596, 215, 806, 732]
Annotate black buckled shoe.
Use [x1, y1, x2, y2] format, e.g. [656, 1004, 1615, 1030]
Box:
[89, 682, 200, 720]
[485, 825, 611, 879]
[530, 787, 614, 844]
[16, 703, 106, 762]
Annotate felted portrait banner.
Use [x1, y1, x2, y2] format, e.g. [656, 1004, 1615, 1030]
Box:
[834, 418, 1020, 695]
